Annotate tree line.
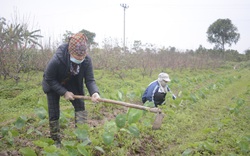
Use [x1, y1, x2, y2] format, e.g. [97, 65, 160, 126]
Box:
[0, 17, 249, 83]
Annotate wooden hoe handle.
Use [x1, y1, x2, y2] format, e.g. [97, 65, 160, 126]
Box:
[73, 95, 161, 113]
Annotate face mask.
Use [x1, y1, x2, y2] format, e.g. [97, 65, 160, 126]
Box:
[160, 81, 167, 87]
[70, 56, 84, 64]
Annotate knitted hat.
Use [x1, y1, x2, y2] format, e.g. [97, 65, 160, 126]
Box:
[68, 33, 88, 60]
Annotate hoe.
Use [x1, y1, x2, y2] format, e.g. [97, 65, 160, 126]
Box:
[73, 95, 164, 130]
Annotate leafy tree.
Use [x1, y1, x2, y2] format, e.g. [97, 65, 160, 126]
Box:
[79, 29, 97, 46]
[62, 30, 74, 43]
[207, 18, 240, 51]
[0, 17, 42, 83]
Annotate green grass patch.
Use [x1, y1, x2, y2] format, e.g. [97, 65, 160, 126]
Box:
[0, 67, 249, 155]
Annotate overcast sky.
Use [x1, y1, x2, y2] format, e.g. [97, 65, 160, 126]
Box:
[1, 0, 250, 53]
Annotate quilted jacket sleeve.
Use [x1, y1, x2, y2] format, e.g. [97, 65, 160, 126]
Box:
[43, 58, 67, 96]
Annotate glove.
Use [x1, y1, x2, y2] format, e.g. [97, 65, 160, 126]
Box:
[91, 92, 100, 103]
[172, 94, 176, 100]
[64, 91, 75, 100]
[167, 87, 170, 92]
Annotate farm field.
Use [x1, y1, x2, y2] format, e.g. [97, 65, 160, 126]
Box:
[0, 66, 249, 156]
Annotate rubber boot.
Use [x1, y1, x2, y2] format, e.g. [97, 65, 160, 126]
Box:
[75, 110, 91, 145]
[49, 120, 61, 148]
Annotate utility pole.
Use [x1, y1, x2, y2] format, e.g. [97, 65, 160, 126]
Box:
[120, 3, 129, 52]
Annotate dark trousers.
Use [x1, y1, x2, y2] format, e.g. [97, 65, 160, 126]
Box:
[46, 91, 85, 121]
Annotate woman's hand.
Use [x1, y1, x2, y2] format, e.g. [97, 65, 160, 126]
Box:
[91, 92, 100, 103]
[64, 91, 75, 100]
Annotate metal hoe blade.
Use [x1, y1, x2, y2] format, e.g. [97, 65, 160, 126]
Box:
[152, 112, 165, 130]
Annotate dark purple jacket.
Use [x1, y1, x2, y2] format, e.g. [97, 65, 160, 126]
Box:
[42, 43, 99, 96]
